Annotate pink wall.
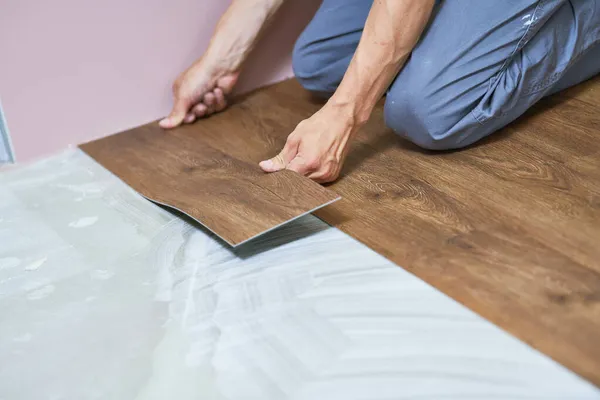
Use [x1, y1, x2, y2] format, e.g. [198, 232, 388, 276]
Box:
[0, 0, 320, 163]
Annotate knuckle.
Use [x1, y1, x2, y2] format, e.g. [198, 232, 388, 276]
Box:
[321, 162, 339, 181]
[294, 120, 309, 132]
[275, 153, 286, 165]
[319, 171, 338, 183]
[286, 134, 299, 146]
[305, 158, 320, 170]
[322, 159, 335, 171]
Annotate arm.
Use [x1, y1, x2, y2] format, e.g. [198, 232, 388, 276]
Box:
[330, 0, 435, 126]
[260, 0, 435, 182]
[203, 0, 285, 78]
[160, 0, 286, 128]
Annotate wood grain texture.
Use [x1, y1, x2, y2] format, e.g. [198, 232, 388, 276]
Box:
[80, 111, 340, 247]
[184, 77, 599, 385]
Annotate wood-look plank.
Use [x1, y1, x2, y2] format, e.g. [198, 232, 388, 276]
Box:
[80, 115, 340, 247]
[221, 77, 600, 385]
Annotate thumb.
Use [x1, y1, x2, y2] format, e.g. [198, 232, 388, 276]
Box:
[159, 97, 190, 129]
[260, 138, 299, 173]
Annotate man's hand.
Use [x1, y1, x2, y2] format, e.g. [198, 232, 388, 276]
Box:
[261, 0, 434, 183]
[160, 0, 286, 129]
[259, 104, 359, 183]
[159, 61, 238, 129]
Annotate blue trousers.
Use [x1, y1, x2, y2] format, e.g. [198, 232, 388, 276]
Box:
[293, 0, 600, 150]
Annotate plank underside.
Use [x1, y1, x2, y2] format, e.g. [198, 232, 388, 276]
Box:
[80, 110, 340, 247]
[83, 76, 600, 386]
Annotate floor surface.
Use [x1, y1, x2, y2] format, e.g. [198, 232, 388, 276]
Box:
[181, 76, 599, 385]
[77, 74, 600, 385]
[1, 150, 598, 399]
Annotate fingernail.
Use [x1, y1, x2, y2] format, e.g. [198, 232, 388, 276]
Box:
[260, 160, 274, 170]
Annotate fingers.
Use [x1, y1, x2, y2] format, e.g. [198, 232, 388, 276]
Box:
[183, 113, 196, 124]
[202, 90, 227, 114]
[192, 103, 208, 118]
[308, 166, 339, 183]
[188, 90, 227, 121]
[214, 88, 227, 111]
[159, 97, 190, 129]
[203, 92, 215, 111]
[159, 87, 229, 129]
[259, 154, 286, 173]
[259, 135, 300, 173]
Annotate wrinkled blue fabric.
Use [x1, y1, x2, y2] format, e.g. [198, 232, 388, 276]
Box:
[293, 0, 600, 150]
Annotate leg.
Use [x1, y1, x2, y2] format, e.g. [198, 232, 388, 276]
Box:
[384, 0, 600, 150]
[292, 0, 373, 96]
[547, 41, 600, 96]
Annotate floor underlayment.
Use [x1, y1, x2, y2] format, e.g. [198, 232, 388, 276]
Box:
[1, 150, 598, 399]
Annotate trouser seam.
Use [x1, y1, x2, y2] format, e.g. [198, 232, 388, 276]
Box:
[473, 0, 547, 125]
[470, 35, 599, 130]
[488, 0, 546, 90]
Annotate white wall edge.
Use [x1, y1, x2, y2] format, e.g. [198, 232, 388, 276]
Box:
[0, 97, 16, 163]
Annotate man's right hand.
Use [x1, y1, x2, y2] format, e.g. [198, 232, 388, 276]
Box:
[159, 61, 239, 129]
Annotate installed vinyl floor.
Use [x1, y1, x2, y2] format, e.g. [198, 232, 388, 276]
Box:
[0, 150, 598, 399]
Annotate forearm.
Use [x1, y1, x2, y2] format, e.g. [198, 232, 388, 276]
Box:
[329, 0, 435, 125]
[203, 0, 286, 72]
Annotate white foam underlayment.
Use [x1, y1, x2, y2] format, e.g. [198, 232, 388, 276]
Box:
[0, 149, 598, 399]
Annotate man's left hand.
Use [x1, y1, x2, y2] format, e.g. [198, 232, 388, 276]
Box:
[259, 104, 358, 183]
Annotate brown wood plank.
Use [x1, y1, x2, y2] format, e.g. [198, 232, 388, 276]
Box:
[220, 77, 600, 385]
[80, 113, 340, 247]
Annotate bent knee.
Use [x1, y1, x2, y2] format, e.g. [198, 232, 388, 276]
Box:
[383, 89, 479, 151]
[292, 40, 348, 96]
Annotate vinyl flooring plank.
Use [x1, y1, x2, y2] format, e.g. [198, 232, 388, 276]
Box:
[231, 78, 600, 385]
[80, 116, 340, 247]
